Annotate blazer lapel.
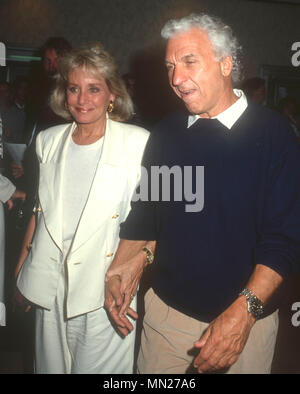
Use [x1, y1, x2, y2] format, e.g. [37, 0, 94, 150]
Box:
[38, 123, 74, 252]
[70, 118, 125, 253]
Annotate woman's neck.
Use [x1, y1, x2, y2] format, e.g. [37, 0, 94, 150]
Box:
[72, 120, 106, 145]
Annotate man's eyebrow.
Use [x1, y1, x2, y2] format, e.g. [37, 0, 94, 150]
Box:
[181, 54, 197, 61]
[165, 54, 197, 64]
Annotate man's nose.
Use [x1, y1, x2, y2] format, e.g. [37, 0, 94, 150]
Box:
[171, 66, 186, 87]
[49, 61, 56, 73]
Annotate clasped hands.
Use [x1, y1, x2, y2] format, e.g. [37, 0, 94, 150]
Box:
[104, 249, 146, 337]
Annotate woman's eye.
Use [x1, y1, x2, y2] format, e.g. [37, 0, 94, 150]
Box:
[90, 87, 100, 93]
[68, 86, 78, 93]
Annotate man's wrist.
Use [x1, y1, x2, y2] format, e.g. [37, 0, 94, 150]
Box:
[239, 288, 264, 320]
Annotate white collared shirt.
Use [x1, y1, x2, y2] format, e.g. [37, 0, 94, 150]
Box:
[187, 89, 248, 130]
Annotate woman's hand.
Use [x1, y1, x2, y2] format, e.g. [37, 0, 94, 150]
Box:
[12, 287, 31, 313]
[6, 189, 26, 210]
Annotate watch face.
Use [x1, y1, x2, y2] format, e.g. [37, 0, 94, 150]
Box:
[249, 300, 263, 318]
[240, 289, 264, 319]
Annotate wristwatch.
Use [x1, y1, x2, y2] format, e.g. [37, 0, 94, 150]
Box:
[239, 288, 264, 319]
[142, 246, 154, 266]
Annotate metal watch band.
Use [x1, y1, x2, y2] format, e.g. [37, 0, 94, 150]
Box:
[239, 288, 264, 319]
[142, 246, 154, 265]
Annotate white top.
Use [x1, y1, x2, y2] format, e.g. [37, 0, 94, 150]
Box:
[62, 134, 103, 255]
[187, 89, 248, 130]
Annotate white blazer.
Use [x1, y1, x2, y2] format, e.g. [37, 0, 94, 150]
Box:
[17, 118, 149, 318]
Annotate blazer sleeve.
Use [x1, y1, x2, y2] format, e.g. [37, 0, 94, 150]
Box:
[119, 128, 161, 241]
[0, 174, 16, 203]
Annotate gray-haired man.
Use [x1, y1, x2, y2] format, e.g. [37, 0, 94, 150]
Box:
[105, 13, 300, 374]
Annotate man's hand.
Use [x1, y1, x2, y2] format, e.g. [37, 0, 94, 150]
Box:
[193, 296, 255, 373]
[193, 264, 283, 373]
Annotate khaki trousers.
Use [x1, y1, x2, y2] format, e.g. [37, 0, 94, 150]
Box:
[137, 288, 278, 374]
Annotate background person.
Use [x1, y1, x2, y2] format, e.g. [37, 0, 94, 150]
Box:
[241, 77, 266, 105]
[0, 173, 26, 326]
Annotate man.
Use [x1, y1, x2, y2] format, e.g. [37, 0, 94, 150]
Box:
[105, 13, 300, 374]
[29, 36, 72, 135]
[0, 112, 26, 326]
[242, 77, 266, 105]
[12, 37, 72, 213]
[2, 77, 28, 143]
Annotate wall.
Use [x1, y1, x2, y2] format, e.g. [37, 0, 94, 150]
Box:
[0, 0, 299, 78]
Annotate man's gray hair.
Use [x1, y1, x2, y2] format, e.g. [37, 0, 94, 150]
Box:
[161, 13, 242, 83]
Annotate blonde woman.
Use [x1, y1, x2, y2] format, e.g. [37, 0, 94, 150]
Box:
[15, 43, 149, 374]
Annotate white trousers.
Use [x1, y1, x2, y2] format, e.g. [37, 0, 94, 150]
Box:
[35, 271, 136, 374]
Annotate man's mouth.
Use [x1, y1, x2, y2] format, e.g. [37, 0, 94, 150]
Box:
[177, 88, 195, 96]
[177, 88, 196, 99]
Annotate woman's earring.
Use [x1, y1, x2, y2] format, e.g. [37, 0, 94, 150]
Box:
[64, 101, 69, 111]
[108, 101, 114, 113]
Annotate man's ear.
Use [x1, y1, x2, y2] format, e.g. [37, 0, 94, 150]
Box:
[220, 55, 233, 77]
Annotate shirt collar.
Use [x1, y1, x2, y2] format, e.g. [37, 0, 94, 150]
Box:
[187, 89, 248, 130]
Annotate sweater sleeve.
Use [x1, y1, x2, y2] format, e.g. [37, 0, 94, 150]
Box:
[119, 129, 160, 241]
[255, 124, 300, 276]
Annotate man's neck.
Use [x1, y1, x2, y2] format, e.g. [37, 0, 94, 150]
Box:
[205, 88, 238, 119]
[188, 89, 248, 130]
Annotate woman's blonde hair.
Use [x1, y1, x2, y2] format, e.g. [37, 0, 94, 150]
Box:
[50, 42, 133, 122]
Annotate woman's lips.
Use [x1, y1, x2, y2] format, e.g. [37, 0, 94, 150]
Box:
[75, 107, 93, 113]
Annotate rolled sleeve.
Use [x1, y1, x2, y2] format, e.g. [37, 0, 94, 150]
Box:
[120, 201, 157, 240]
[256, 129, 300, 276]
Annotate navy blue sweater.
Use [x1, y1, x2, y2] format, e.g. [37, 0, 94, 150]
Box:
[120, 103, 300, 322]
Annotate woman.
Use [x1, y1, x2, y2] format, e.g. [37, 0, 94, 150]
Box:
[15, 43, 149, 374]
[0, 173, 25, 326]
